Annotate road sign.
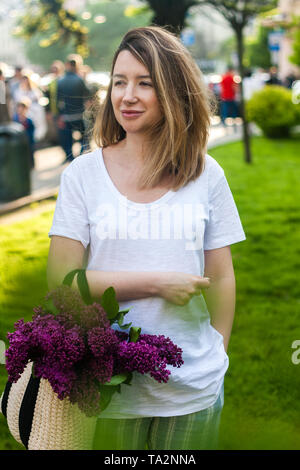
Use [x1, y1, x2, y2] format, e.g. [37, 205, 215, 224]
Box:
[268, 31, 284, 51]
[181, 28, 195, 47]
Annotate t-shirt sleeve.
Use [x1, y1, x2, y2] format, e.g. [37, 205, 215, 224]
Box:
[204, 166, 246, 251]
[48, 163, 90, 249]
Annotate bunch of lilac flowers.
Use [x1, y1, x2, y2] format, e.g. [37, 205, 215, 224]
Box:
[5, 285, 183, 417]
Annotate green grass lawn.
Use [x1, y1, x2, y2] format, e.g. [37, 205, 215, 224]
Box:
[0, 135, 300, 450]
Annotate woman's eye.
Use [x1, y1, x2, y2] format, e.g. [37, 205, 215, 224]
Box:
[113, 80, 152, 87]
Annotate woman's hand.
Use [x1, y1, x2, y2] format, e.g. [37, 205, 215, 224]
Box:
[157, 272, 211, 306]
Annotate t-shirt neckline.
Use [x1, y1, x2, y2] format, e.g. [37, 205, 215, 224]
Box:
[98, 147, 176, 210]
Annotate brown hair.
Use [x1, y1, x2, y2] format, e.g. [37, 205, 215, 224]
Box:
[93, 26, 214, 191]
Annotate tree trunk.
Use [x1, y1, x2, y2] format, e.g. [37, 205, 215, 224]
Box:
[148, 0, 197, 33]
[235, 26, 252, 164]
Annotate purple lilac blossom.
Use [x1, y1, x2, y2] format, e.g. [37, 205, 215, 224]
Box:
[88, 327, 119, 358]
[137, 334, 184, 368]
[116, 340, 171, 383]
[69, 371, 102, 416]
[46, 285, 84, 321]
[81, 304, 111, 331]
[5, 286, 184, 416]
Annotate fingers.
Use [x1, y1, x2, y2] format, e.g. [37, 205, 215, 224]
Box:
[194, 276, 210, 289]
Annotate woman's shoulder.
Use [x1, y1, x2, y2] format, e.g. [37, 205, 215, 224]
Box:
[204, 153, 225, 176]
[64, 148, 100, 171]
[61, 148, 101, 182]
[203, 153, 225, 183]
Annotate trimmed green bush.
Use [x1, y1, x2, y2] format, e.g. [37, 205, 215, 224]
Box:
[246, 85, 300, 138]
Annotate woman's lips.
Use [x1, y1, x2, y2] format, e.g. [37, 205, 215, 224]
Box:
[121, 110, 144, 118]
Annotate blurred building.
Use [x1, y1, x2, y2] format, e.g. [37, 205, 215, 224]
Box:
[262, 0, 300, 80]
[182, 4, 234, 74]
[0, 2, 27, 67]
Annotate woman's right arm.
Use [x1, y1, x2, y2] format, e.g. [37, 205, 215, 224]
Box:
[47, 236, 160, 301]
[47, 236, 210, 304]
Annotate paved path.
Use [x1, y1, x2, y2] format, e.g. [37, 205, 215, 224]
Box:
[0, 122, 243, 218]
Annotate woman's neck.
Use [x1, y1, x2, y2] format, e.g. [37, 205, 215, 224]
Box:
[111, 134, 174, 188]
[115, 134, 149, 170]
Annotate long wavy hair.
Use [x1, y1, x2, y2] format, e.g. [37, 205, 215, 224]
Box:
[93, 26, 214, 191]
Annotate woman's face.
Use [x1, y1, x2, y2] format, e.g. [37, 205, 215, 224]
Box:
[111, 50, 162, 136]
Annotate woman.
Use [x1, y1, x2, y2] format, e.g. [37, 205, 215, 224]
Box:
[47, 26, 246, 450]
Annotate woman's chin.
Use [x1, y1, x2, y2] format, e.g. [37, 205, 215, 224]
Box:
[121, 124, 149, 135]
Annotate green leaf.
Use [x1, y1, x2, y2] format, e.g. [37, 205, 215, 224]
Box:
[118, 308, 131, 315]
[118, 322, 132, 330]
[99, 384, 118, 412]
[129, 326, 141, 343]
[105, 373, 130, 386]
[123, 372, 133, 386]
[100, 287, 119, 320]
[116, 312, 132, 330]
[42, 298, 59, 316]
[31, 362, 37, 379]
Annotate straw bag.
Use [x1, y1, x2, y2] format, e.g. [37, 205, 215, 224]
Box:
[0, 362, 97, 450]
[0, 269, 97, 450]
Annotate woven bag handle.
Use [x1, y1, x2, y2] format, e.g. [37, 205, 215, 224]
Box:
[62, 269, 93, 305]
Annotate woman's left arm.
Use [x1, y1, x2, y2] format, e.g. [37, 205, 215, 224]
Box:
[202, 246, 236, 353]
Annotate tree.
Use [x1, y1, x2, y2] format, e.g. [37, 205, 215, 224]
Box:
[138, 0, 276, 164]
[197, 1, 277, 164]
[23, 1, 151, 71]
[245, 25, 272, 70]
[145, 0, 198, 33]
[14, 0, 89, 58]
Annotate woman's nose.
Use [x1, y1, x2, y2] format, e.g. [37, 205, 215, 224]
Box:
[122, 84, 138, 103]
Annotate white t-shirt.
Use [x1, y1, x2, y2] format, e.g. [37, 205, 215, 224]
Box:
[48, 147, 246, 418]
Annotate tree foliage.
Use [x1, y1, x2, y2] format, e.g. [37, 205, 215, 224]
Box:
[245, 25, 271, 70]
[137, 0, 277, 34]
[198, 0, 277, 31]
[14, 0, 89, 57]
[23, 1, 151, 71]
[194, 1, 277, 164]
[289, 17, 300, 67]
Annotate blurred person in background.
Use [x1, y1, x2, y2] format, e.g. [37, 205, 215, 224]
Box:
[219, 66, 239, 127]
[13, 99, 35, 168]
[9, 66, 23, 106]
[44, 60, 65, 144]
[79, 64, 92, 81]
[0, 68, 11, 122]
[266, 66, 282, 86]
[243, 69, 265, 101]
[284, 72, 297, 89]
[48, 60, 65, 117]
[56, 55, 91, 162]
[14, 74, 47, 141]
